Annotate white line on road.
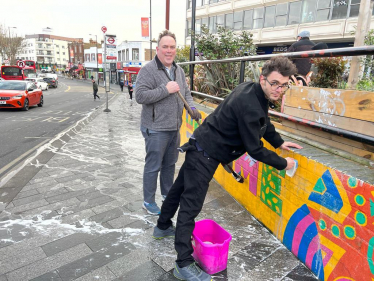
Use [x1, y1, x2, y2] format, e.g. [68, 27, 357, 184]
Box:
[0, 139, 50, 175]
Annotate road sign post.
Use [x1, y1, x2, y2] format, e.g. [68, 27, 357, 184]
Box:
[102, 26, 111, 113]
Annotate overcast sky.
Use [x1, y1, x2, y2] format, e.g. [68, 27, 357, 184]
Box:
[2, 0, 187, 46]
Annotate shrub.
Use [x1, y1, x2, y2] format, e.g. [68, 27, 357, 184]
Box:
[311, 57, 347, 89]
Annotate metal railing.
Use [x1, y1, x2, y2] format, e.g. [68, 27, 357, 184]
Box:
[177, 46, 374, 146]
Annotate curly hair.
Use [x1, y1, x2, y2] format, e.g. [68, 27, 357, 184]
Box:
[261, 56, 297, 77]
[157, 30, 176, 45]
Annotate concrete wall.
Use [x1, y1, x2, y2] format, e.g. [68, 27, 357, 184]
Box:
[180, 109, 374, 281]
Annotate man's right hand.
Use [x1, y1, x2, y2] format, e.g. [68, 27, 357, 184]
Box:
[285, 157, 295, 170]
[166, 81, 180, 94]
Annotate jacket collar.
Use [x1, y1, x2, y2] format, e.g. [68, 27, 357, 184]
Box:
[155, 55, 177, 70]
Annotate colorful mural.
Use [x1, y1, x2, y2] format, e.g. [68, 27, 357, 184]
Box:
[181, 109, 374, 281]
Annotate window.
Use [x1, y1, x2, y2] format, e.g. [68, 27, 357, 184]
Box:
[253, 7, 264, 29]
[210, 0, 218, 3]
[301, 0, 317, 23]
[243, 10, 253, 30]
[196, 19, 202, 35]
[349, 0, 360, 17]
[62, 45, 65, 49]
[132, 49, 139, 60]
[63, 52, 65, 55]
[201, 17, 209, 30]
[187, 0, 191, 9]
[331, 0, 348, 19]
[57, 52, 59, 54]
[209, 16, 217, 33]
[288, 1, 302, 24]
[234, 11, 243, 30]
[276, 3, 288, 26]
[126, 49, 129, 60]
[316, 0, 331, 21]
[264, 5, 276, 28]
[225, 13, 234, 29]
[217, 14, 224, 29]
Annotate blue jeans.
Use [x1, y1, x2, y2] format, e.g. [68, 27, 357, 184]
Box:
[141, 126, 180, 203]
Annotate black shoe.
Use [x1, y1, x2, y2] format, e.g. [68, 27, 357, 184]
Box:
[98, 96, 100, 99]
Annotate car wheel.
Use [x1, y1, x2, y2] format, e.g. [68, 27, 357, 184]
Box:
[38, 95, 43, 107]
[22, 99, 29, 111]
[46, 85, 48, 91]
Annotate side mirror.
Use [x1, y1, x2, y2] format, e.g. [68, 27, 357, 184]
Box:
[27, 88, 33, 92]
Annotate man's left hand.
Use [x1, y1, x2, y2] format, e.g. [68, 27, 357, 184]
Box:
[190, 107, 201, 121]
[280, 141, 303, 151]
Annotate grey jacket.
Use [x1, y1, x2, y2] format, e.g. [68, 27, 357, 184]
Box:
[135, 55, 195, 131]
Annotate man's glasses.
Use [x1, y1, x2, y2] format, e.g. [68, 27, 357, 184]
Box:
[265, 77, 290, 91]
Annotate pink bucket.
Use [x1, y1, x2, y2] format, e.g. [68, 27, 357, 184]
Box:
[192, 219, 232, 274]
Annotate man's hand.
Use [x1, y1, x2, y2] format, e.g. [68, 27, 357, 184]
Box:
[280, 141, 303, 151]
[190, 107, 201, 121]
[285, 157, 295, 170]
[166, 81, 180, 94]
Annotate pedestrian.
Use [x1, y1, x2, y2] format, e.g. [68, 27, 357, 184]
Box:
[288, 30, 315, 77]
[153, 56, 303, 281]
[127, 82, 133, 100]
[135, 30, 201, 215]
[92, 79, 100, 100]
[119, 79, 124, 92]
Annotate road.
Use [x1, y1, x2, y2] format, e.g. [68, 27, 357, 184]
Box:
[0, 77, 113, 182]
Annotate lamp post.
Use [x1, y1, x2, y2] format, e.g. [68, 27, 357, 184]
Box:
[150, 0, 152, 60]
[89, 34, 99, 84]
[8, 27, 17, 63]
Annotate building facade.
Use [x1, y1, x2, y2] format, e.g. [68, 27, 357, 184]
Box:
[17, 34, 83, 70]
[186, 0, 374, 53]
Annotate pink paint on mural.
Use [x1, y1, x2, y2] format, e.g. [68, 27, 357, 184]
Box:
[234, 154, 259, 195]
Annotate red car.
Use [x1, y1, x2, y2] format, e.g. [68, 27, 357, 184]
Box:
[0, 80, 43, 111]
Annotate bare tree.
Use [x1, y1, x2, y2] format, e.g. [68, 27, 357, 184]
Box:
[0, 24, 24, 65]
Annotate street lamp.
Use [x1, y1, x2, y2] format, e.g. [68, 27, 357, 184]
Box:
[8, 27, 17, 63]
[89, 34, 99, 84]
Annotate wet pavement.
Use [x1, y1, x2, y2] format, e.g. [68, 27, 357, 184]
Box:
[0, 84, 318, 280]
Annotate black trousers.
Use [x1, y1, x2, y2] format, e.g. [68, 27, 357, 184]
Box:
[129, 91, 133, 100]
[93, 89, 99, 99]
[157, 139, 220, 268]
[120, 85, 123, 91]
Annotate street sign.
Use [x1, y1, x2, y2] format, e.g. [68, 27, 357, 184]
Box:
[101, 26, 107, 33]
[4, 59, 9, 65]
[17, 61, 25, 68]
[107, 37, 115, 44]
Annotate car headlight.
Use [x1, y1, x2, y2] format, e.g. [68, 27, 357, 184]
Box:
[12, 94, 24, 100]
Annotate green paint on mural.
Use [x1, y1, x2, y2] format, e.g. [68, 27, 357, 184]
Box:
[355, 194, 364, 206]
[260, 164, 283, 216]
[368, 237, 374, 274]
[371, 199, 374, 216]
[319, 219, 326, 230]
[344, 225, 355, 239]
[332, 225, 340, 237]
[312, 178, 326, 194]
[356, 212, 366, 225]
[348, 177, 357, 187]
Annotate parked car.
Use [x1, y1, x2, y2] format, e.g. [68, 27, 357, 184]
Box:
[25, 78, 48, 91]
[43, 77, 58, 88]
[0, 80, 43, 111]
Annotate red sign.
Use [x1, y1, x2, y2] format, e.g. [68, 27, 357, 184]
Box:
[141, 17, 149, 37]
[70, 49, 74, 58]
[98, 54, 102, 64]
[107, 56, 117, 60]
[107, 37, 115, 44]
[17, 61, 25, 68]
[116, 62, 122, 69]
[101, 26, 107, 33]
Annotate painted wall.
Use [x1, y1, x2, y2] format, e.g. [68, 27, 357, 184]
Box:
[181, 110, 374, 281]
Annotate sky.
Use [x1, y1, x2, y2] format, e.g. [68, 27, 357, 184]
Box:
[2, 0, 187, 46]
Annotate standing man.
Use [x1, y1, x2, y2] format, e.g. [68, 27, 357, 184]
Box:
[153, 56, 303, 281]
[135, 30, 201, 215]
[92, 79, 100, 100]
[119, 79, 124, 92]
[128, 81, 133, 100]
[288, 30, 315, 77]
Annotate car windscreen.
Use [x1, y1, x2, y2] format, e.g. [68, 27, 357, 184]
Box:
[1, 67, 22, 76]
[0, 81, 26, 90]
[43, 78, 53, 81]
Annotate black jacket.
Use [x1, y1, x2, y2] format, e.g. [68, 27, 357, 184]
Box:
[194, 82, 287, 170]
[288, 38, 315, 76]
